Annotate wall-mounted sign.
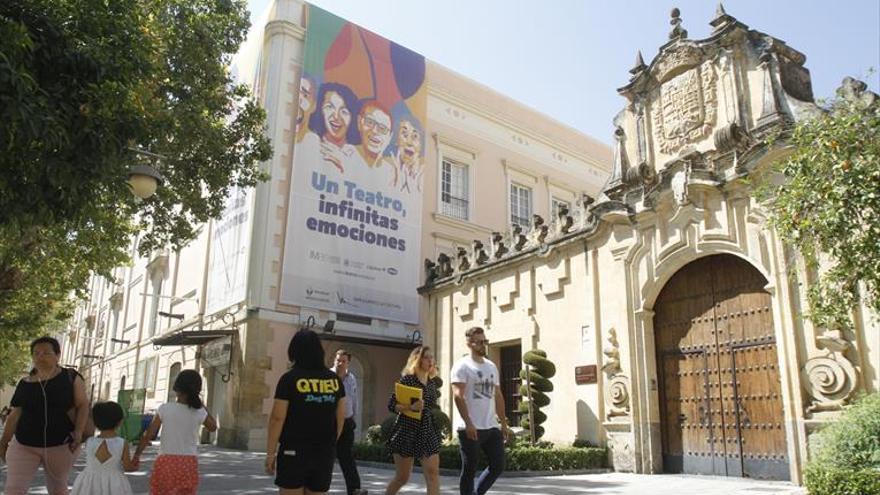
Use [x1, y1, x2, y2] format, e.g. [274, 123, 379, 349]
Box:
[575, 364, 598, 385]
[202, 336, 232, 369]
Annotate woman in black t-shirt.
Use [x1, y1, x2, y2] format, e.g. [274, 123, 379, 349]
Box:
[0, 336, 89, 495]
[266, 329, 346, 495]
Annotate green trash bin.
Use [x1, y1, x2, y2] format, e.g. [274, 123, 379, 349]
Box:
[117, 389, 146, 443]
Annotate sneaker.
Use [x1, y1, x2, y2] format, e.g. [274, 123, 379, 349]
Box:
[352, 490, 369, 495]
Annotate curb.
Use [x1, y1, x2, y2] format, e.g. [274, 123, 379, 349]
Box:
[355, 460, 611, 478]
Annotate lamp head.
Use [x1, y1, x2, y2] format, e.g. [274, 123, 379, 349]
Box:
[128, 164, 163, 199]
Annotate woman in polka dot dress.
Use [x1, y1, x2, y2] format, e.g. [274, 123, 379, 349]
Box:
[133, 370, 217, 495]
[385, 346, 443, 495]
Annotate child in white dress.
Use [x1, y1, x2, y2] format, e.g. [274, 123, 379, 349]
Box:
[71, 401, 135, 495]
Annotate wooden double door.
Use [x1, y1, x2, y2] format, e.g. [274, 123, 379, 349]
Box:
[654, 255, 789, 480]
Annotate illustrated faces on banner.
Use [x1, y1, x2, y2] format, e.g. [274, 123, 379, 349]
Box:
[386, 116, 425, 194]
[357, 101, 392, 165]
[321, 91, 352, 145]
[295, 21, 426, 195]
[296, 76, 316, 142]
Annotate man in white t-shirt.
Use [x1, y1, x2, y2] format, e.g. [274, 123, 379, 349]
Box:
[451, 326, 509, 495]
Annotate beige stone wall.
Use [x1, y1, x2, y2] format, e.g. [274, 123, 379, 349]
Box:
[425, 12, 879, 485]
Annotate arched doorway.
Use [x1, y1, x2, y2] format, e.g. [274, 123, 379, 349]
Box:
[653, 254, 789, 480]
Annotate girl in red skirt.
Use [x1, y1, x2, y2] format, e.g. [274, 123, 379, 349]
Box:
[133, 370, 217, 495]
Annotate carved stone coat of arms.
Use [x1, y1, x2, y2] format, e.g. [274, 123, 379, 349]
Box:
[652, 62, 718, 154]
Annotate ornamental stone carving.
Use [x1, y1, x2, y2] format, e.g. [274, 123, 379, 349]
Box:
[671, 166, 690, 205]
[651, 43, 702, 83]
[802, 327, 859, 414]
[602, 328, 631, 419]
[602, 327, 621, 375]
[606, 375, 632, 419]
[652, 61, 718, 155]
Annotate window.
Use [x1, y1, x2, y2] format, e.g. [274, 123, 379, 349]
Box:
[124, 276, 142, 338]
[147, 277, 164, 337]
[110, 309, 120, 351]
[96, 309, 107, 341]
[134, 356, 158, 391]
[510, 183, 532, 228]
[440, 159, 469, 220]
[551, 198, 571, 220]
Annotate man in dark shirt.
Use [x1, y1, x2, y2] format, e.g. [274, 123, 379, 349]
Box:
[266, 329, 346, 494]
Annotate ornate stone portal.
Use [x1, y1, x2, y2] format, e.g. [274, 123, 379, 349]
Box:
[422, 5, 877, 484]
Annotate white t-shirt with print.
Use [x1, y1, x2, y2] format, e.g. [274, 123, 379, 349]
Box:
[450, 356, 501, 431]
[157, 402, 208, 456]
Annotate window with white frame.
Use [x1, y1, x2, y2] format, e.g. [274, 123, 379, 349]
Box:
[440, 158, 469, 220]
[96, 308, 107, 341]
[551, 197, 571, 220]
[510, 183, 532, 228]
[134, 356, 158, 392]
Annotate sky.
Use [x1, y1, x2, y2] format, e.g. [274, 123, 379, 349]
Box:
[245, 0, 880, 144]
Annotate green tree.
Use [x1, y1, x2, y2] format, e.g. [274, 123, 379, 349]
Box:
[0, 0, 272, 382]
[761, 77, 879, 331]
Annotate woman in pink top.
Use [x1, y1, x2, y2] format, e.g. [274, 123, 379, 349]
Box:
[133, 370, 217, 495]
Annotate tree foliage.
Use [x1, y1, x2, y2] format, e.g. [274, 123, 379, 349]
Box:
[804, 393, 880, 495]
[0, 0, 272, 382]
[761, 77, 880, 330]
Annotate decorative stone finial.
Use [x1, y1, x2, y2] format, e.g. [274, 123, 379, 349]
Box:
[531, 215, 549, 244]
[837, 76, 878, 109]
[710, 2, 736, 32]
[491, 232, 508, 259]
[669, 8, 688, 40]
[629, 51, 647, 76]
[606, 126, 629, 191]
[511, 225, 528, 251]
[456, 246, 470, 272]
[436, 252, 453, 277]
[472, 240, 489, 265]
[555, 205, 574, 234]
[424, 258, 438, 284]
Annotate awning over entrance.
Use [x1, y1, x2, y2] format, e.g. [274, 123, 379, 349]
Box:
[318, 332, 420, 350]
[151, 329, 236, 346]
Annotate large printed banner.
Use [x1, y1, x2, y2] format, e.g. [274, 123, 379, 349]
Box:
[206, 185, 252, 316]
[280, 5, 427, 323]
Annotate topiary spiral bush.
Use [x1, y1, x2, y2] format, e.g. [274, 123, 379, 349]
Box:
[518, 349, 556, 442]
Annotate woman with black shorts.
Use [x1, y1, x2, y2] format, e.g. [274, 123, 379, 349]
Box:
[266, 329, 346, 495]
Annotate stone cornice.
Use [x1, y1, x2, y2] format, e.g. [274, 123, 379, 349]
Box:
[420, 210, 603, 294]
[264, 19, 306, 41]
[431, 214, 494, 236]
[427, 85, 610, 173]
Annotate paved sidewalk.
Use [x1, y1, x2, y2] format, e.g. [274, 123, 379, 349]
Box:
[1, 444, 805, 494]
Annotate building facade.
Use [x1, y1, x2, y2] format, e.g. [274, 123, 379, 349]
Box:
[61, 0, 610, 450]
[421, 7, 878, 484]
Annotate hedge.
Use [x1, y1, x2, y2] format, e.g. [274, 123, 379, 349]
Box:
[352, 443, 606, 472]
[804, 393, 880, 495]
[804, 466, 880, 495]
